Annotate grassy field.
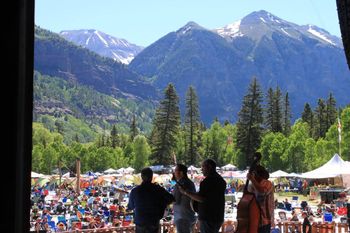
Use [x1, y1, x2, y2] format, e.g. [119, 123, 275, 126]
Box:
[275, 191, 321, 205]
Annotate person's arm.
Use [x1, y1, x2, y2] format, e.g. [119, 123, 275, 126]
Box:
[247, 173, 272, 193]
[127, 190, 135, 210]
[305, 224, 310, 233]
[177, 185, 205, 203]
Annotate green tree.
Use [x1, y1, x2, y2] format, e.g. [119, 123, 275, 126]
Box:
[236, 77, 264, 169]
[260, 132, 288, 172]
[340, 107, 350, 160]
[314, 99, 327, 139]
[184, 86, 201, 165]
[301, 103, 314, 137]
[282, 121, 309, 173]
[150, 84, 181, 165]
[129, 115, 139, 142]
[132, 135, 151, 172]
[283, 92, 292, 136]
[325, 93, 337, 130]
[265, 87, 283, 133]
[110, 125, 119, 148]
[202, 121, 227, 166]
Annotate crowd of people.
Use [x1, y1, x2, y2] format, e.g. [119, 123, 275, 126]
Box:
[30, 154, 349, 233]
[30, 158, 230, 233]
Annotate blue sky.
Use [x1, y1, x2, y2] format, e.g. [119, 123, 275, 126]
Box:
[35, 0, 341, 47]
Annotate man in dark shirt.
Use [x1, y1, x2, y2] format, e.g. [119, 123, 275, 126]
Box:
[179, 159, 226, 233]
[128, 167, 174, 233]
[302, 212, 311, 233]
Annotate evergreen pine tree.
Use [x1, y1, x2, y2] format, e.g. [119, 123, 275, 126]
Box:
[283, 92, 292, 136]
[150, 84, 181, 165]
[110, 125, 119, 148]
[301, 102, 314, 136]
[184, 86, 201, 165]
[326, 93, 337, 130]
[274, 86, 283, 132]
[265, 87, 282, 133]
[129, 115, 139, 142]
[236, 77, 264, 169]
[315, 98, 327, 138]
[74, 133, 79, 143]
[265, 88, 274, 131]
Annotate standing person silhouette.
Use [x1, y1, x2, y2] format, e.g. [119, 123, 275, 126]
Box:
[246, 160, 275, 233]
[172, 164, 197, 233]
[178, 159, 226, 233]
[128, 167, 174, 233]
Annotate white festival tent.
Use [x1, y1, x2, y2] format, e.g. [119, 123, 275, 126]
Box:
[270, 170, 291, 178]
[221, 163, 237, 171]
[104, 168, 118, 174]
[31, 171, 45, 178]
[300, 154, 350, 187]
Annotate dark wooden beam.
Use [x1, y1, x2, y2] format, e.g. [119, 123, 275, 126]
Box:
[337, 0, 350, 69]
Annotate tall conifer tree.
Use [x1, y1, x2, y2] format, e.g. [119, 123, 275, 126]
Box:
[302, 102, 314, 137]
[326, 93, 337, 130]
[265, 87, 282, 133]
[283, 92, 292, 136]
[236, 78, 264, 169]
[150, 84, 180, 165]
[274, 86, 283, 132]
[315, 98, 327, 138]
[184, 86, 200, 165]
[110, 125, 119, 148]
[129, 115, 139, 142]
[265, 88, 275, 131]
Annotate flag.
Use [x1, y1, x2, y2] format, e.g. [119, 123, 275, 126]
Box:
[337, 117, 342, 142]
[172, 152, 177, 164]
[173, 152, 177, 164]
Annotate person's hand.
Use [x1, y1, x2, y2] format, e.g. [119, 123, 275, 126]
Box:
[177, 185, 187, 195]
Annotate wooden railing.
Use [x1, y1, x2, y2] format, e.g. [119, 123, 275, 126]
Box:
[49, 220, 349, 233]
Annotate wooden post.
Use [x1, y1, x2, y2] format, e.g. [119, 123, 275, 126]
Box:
[76, 158, 81, 194]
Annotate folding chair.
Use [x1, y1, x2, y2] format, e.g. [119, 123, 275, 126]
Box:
[291, 196, 299, 207]
[278, 211, 288, 221]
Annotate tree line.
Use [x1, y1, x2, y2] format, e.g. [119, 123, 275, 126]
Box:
[32, 77, 350, 174]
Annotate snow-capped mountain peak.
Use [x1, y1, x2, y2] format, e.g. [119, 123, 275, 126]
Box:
[214, 10, 342, 48]
[176, 21, 205, 35]
[215, 20, 242, 38]
[60, 29, 144, 64]
[304, 24, 337, 46]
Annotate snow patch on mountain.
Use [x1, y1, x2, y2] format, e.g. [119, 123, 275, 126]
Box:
[215, 20, 242, 38]
[306, 25, 336, 46]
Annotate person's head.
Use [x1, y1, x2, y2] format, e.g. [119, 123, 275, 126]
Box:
[253, 164, 269, 180]
[201, 159, 217, 177]
[174, 164, 188, 180]
[141, 167, 153, 183]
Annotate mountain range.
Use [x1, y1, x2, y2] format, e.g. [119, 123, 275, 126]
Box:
[34, 10, 350, 129]
[129, 10, 350, 123]
[60, 29, 143, 64]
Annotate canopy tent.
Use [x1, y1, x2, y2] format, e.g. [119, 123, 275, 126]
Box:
[270, 170, 291, 178]
[221, 170, 240, 178]
[104, 168, 118, 174]
[221, 163, 237, 171]
[300, 154, 350, 179]
[124, 167, 135, 174]
[31, 171, 45, 178]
